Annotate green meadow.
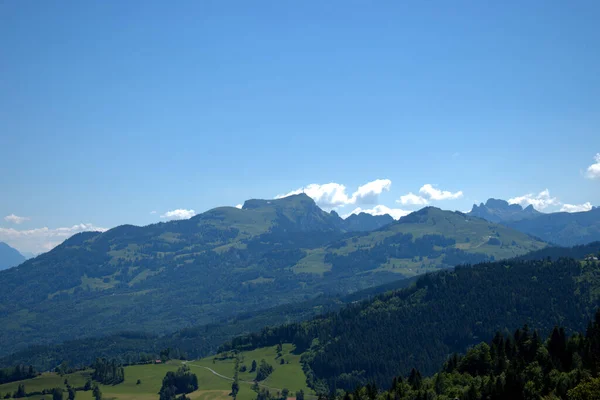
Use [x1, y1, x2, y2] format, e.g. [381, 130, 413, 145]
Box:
[0, 344, 310, 400]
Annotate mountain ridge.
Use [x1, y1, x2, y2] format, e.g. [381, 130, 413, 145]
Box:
[468, 197, 600, 246]
[0, 242, 26, 271]
[468, 198, 541, 223]
[0, 194, 545, 356]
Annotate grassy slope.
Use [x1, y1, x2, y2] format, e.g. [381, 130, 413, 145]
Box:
[0, 345, 309, 400]
[291, 208, 546, 275]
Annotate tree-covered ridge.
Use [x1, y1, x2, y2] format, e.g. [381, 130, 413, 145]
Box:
[0, 197, 544, 357]
[221, 243, 600, 391]
[0, 275, 419, 371]
[346, 310, 600, 400]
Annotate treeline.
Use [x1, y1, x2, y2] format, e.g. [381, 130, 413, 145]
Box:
[0, 384, 64, 400]
[91, 358, 124, 385]
[0, 380, 98, 400]
[159, 365, 198, 400]
[345, 309, 600, 399]
[221, 253, 600, 390]
[0, 365, 36, 385]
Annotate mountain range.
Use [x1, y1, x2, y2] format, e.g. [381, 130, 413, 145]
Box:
[467, 198, 600, 246]
[0, 242, 26, 271]
[468, 198, 541, 223]
[0, 194, 545, 356]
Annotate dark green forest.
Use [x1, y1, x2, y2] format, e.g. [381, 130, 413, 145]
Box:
[159, 365, 198, 400]
[91, 358, 124, 385]
[221, 243, 600, 391]
[0, 365, 37, 385]
[0, 277, 418, 370]
[344, 310, 600, 399]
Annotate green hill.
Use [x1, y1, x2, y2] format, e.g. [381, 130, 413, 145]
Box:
[0, 276, 420, 371]
[222, 243, 600, 391]
[0, 196, 545, 356]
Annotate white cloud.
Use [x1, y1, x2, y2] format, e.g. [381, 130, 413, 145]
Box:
[587, 153, 600, 179]
[4, 214, 30, 224]
[276, 179, 392, 210]
[419, 184, 463, 201]
[352, 179, 392, 204]
[0, 223, 108, 254]
[398, 192, 429, 205]
[235, 204, 243, 209]
[343, 205, 410, 220]
[276, 183, 351, 209]
[160, 209, 196, 220]
[508, 189, 559, 210]
[560, 202, 593, 213]
[150, 211, 157, 215]
[396, 184, 463, 205]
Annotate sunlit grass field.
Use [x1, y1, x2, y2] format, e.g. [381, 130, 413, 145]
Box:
[0, 344, 310, 400]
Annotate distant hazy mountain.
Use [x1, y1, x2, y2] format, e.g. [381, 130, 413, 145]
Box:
[507, 206, 600, 246]
[0, 242, 26, 271]
[333, 211, 394, 232]
[468, 198, 600, 246]
[19, 251, 38, 260]
[468, 198, 541, 223]
[0, 194, 545, 356]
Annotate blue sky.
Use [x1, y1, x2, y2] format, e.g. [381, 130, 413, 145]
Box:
[1, 1, 599, 253]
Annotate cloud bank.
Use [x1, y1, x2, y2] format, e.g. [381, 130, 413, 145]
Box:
[276, 179, 392, 209]
[397, 184, 463, 205]
[0, 223, 108, 254]
[398, 192, 429, 206]
[508, 189, 560, 210]
[560, 202, 593, 213]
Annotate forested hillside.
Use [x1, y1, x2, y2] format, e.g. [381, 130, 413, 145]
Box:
[0, 277, 419, 371]
[221, 243, 600, 391]
[346, 310, 600, 400]
[0, 195, 544, 356]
